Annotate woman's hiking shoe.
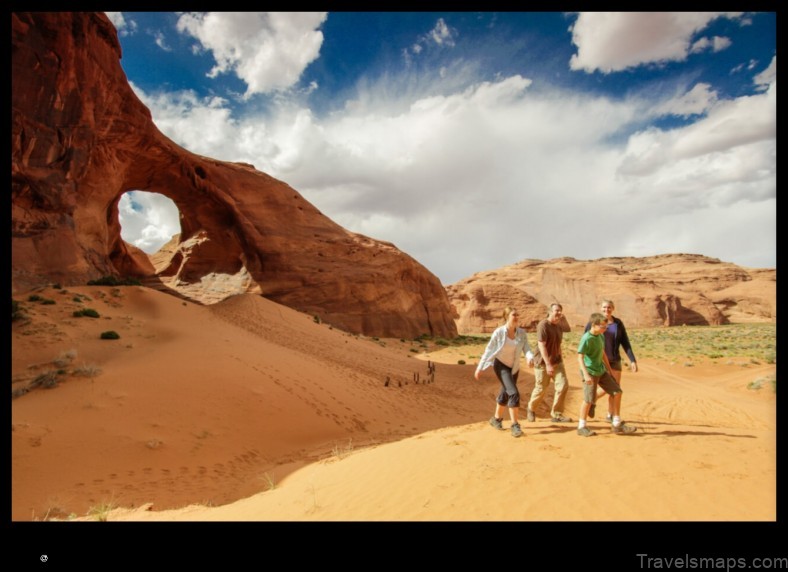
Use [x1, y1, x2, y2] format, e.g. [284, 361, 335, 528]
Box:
[577, 426, 596, 437]
[612, 423, 637, 434]
[489, 416, 504, 430]
[511, 423, 523, 438]
[551, 414, 572, 423]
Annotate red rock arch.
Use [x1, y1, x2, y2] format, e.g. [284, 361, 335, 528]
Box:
[11, 12, 457, 338]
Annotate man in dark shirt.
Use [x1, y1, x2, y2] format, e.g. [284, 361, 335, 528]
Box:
[526, 303, 572, 423]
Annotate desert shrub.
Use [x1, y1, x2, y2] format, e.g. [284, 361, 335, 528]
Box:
[12, 387, 29, 399]
[41, 298, 56, 305]
[53, 283, 62, 289]
[29, 371, 60, 389]
[313, 315, 321, 324]
[73, 308, 100, 318]
[87, 275, 141, 286]
[73, 363, 101, 377]
[12, 299, 23, 321]
[457, 359, 466, 365]
[28, 294, 43, 302]
[87, 500, 117, 522]
[100, 331, 120, 340]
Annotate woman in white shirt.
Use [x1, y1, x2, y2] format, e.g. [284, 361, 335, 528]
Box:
[474, 306, 535, 438]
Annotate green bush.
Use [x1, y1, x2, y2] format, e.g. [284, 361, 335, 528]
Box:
[28, 294, 43, 302]
[100, 331, 120, 340]
[73, 308, 100, 318]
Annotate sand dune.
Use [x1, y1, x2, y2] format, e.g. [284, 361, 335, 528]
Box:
[11, 285, 776, 523]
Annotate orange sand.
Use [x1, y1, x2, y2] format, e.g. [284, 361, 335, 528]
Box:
[11, 286, 777, 527]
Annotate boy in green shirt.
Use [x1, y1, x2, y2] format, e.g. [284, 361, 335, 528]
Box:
[576, 313, 637, 436]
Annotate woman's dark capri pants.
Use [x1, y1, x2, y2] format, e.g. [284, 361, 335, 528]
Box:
[493, 358, 520, 407]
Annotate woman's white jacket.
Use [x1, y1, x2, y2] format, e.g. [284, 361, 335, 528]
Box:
[475, 325, 534, 376]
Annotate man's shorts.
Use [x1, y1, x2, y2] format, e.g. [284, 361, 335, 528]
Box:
[582, 370, 622, 403]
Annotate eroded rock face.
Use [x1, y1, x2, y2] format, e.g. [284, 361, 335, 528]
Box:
[447, 254, 776, 333]
[11, 12, 456, 339]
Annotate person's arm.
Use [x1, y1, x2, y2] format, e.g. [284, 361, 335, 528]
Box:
[538, 340, 552, 374]
[618, 320, 638, 372]
[559, 315, 571, 333]
[602, 349, 614, 376]
[475, 329, 501, 379]
[522, 330, 534, 366]
[577, 352, 592, 384]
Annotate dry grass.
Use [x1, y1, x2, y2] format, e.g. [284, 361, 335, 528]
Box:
[440, 323, 776, 367]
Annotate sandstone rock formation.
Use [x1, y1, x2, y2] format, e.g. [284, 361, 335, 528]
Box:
[11, 12, 456, 339]
[447, 254, 776, 333]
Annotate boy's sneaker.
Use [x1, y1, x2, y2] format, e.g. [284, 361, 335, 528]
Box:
[526, 409, 535, 422]
[511, 423, 523, 438]
[612, 423, 637, 434]
[489, 416, 504, 430]
[577, 426, 596, 437]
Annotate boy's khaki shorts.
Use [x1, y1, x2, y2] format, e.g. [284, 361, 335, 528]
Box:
[582, 370, 622, 403]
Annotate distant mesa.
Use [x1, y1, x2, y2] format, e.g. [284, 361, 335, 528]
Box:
[10, 12, 456, 339]
[446, 254, 775, 333]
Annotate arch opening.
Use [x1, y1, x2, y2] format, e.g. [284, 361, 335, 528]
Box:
[112, 188, 261, 305]
[118, 190, 181, 257]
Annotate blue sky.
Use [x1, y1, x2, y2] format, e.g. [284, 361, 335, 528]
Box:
[106, 12, 776, 284]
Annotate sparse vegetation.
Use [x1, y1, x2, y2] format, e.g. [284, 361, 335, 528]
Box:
[73, 363, 102, 377]
[559, 323, 775, 364]
[12, 299, 23, 321]
[100, 330, 120, 340]
[27, 294, 55, 304]
[54, 349, 78, 368]
[748, 374, 776, 392]
[331, 438, 354, 460]
[72, 308, 100, 318]
[457, 359, 466, 365]
[87, 275, 141, 286]
[260, 472, 276, 491]
[87, 499, 117, 522]
[29, 370, 60, 389]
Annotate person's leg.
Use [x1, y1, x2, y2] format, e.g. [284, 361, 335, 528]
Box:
[502, 372, 520, 425]
[598, 372, 635, 433]
[550, 363, 569, 418]
[490, 360, 508, 428]
[527, 366, 546, 420]
[577, 377, 597, 436]
[596, 361, 621, 416]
